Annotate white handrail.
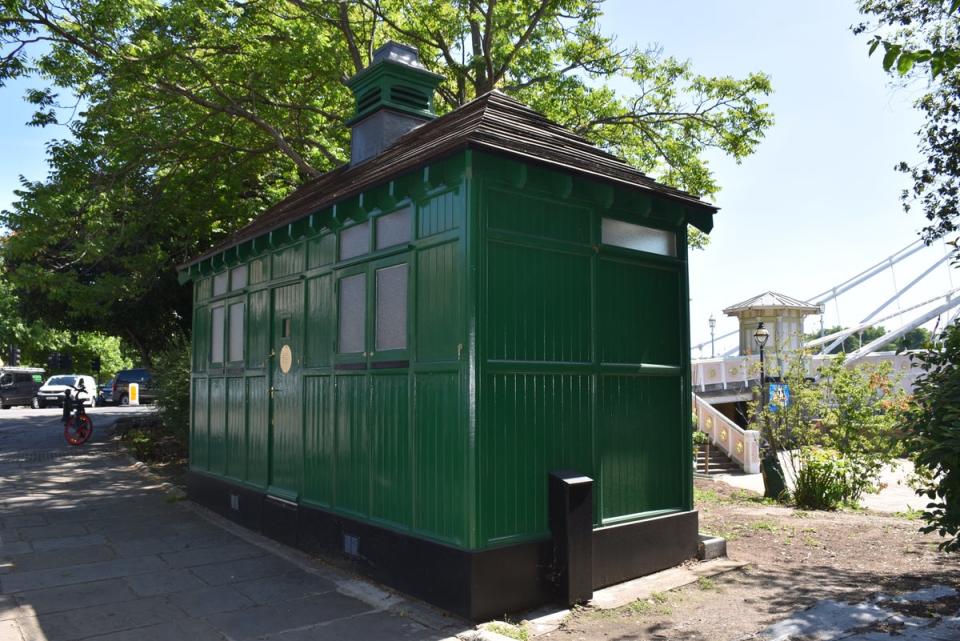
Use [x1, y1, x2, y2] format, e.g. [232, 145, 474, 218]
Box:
[693, 392, 760, 474]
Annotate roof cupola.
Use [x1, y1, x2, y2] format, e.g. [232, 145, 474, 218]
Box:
[346, 41, 444, 165]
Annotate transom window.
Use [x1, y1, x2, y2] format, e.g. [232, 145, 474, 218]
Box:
[601, 218, 677, 257]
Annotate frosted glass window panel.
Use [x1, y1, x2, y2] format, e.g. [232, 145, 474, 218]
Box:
[601, 218, 677, 257]
[339, 222, 370, 260]
[211, 306, 225, 363]
[338, 273, 366, 353]
[375, 208, 412, 250]
[230, 266, 247, 290]
[228, 303, 245, 362]
[376, 264, 408, 351]
[213, 271, 229, 296]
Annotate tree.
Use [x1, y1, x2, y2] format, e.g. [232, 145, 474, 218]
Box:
[902, 321, 960, 551]
[806, 325, 931, 353]
[0, 1, 773, 359]
[856, 0, 960, 241]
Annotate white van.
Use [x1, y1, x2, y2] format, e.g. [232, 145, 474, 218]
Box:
[36, 374, 97, 408]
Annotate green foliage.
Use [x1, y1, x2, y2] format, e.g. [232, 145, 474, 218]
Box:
[856, 1, 960, 241]
[151, 335, 191, 444]
[901, 321, 960, 552]
[793, 447, 852, 511]
[807, 325, 932, 354]
[692, 430, 710, 447]
[0, 0, 773, 353]
[749, 351, 903, 508]
[0, 250, 134, 377]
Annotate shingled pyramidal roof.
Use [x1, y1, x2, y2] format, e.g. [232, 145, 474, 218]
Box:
[723, 291, 821, 316]
[181, 90, 717, 270]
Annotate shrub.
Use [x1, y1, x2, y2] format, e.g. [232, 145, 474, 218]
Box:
[151, 335, 191, 445]
[793, 447, 850, 510]
[901, 321, 960, 552]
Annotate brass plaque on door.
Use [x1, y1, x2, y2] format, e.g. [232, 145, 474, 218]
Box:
[279, 344, 293, 374]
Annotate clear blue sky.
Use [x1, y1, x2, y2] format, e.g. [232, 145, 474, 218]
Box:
[0, 0, 954, 352]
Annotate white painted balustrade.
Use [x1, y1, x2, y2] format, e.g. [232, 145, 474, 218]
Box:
[693, 393, 761, 474]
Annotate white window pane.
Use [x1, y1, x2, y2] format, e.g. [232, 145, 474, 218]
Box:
[375, 208, 412, 250]
[230, 266, 247, 290]
[211, 306, 225, 363]
[229, 303, 244, 362]
[338, 273, 366, 353]
[601, 218, 676, 257]
[213, 271, 229, 296]
[339, 222, 370, 260]
[376, 264, 408, 351]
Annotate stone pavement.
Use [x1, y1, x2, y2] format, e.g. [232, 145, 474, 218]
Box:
[759, 585, 960, 641]
[0, 414, 465, 641]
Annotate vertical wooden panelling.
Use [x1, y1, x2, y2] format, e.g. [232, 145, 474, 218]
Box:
[192, 306, 209, 372]
[303, 375, 333, 506]
[486, 243, 591, 363]
[418, 190, 461, 238]
[272, 243, 305, 279]
[307, 234, 336, 269]
[414, 372, 467, 544]
[270, 282, 304, 497]
[334, 375, 368, 516]
[305, 274, 333, 367]
[479, 373, 592, 544]
[598, 375, 684, 520]
[208, 378, 226, 475]
[225, 377, 246, 480]
[246, 375, 269, 488]
[191, 378, 208, 471]
[416, 241, 461, 362]
[487, 188, 590, 243]
[369, 374, 411, 528]
[248, 257, 268, 285]
[247, 289, 270, 369]
[598, 258, 681, 366]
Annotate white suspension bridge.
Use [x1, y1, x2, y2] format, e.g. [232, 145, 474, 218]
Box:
[689, 238, 958, 474]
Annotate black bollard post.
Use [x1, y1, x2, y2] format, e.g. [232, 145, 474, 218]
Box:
[548, 470, 594, 606]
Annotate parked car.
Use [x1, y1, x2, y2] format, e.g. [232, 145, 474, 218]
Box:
[0, 367, 45, 409]
[112, 368, 156, 405]
[36, 374, 97, 408]
[97, 379, 115, 406]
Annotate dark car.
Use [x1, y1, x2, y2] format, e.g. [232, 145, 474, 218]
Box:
[0, 367, 45, 409]
[113, 368, 156, 405]
[97, 379, 115, 406]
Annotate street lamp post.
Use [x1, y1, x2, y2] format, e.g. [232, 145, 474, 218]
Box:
[708, 314, 716, 358]
[753, 321, 784, 499]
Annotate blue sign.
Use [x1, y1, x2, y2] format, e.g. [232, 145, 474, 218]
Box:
[769, 383, 790, 411]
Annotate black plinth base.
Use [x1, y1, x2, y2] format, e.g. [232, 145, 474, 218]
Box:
[187, 471, 698, 621]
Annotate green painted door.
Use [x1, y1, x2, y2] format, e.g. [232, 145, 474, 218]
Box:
[269, 281, 304, 500]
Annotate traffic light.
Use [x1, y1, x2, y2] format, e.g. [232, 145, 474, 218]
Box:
[91, 356, 102, 374]
[62, 352, 73, 371]
[10, 346, 20, 367]
[47, 352, 61, 370]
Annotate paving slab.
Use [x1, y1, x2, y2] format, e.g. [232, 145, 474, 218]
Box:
[1, 555, 168, 592]
[11, 579, 137, 615]
[160, 540, 263, 569]
[123, 567, 207, 596]
[188, 554, 294, 586]
[265, 609, 447, 641]
[14, 595, 186, 641]
[233, 569, 336, 605]
[81, 618, 227, 641]
[204, 592, 374, 641]
[7, 544, 115, 573]
[167, 585, 256, 618]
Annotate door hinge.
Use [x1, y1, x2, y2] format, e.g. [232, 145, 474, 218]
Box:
[457, 343, 463, 360]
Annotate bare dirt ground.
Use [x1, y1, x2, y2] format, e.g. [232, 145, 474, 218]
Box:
[541, 478, 959, 641]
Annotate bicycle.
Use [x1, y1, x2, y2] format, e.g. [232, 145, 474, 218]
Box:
[63, 381, 94, 446]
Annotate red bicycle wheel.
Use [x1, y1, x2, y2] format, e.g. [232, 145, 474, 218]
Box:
[64, 415, 93, 446]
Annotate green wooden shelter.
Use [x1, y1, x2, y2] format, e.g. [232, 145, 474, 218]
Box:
[179, 42, 717, 620]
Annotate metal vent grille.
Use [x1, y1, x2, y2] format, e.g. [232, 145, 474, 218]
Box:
[357, 88, 381, 113]
[390, 85, 428, 110]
